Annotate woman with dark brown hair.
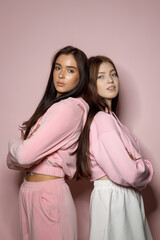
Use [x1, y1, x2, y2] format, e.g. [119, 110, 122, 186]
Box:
[76, 56, 153, 240]
[7, 46, 89, 240]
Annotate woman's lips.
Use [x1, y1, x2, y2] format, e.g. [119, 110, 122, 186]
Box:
[57, 82, 65, 87]
[107, 86, 115, 91]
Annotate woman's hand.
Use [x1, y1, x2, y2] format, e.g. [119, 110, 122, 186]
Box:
[27, 124, 40, 139]
[125, 148, 136, 161]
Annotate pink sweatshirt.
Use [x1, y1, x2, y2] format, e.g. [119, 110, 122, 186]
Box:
[89, 109, 153, 190]
[7, 97, 89, 179]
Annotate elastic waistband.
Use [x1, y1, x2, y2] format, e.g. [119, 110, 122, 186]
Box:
[94, 180, 137, 192]
[94, 180, 113, 187]
[94, 180, 124, 191]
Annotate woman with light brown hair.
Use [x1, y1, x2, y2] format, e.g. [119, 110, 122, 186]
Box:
[76, 55, 153, 240]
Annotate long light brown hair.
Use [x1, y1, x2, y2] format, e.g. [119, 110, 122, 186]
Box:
[76, 56, 119, 179]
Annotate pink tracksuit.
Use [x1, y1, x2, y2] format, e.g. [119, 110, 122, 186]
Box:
[7, 97, 89, 240]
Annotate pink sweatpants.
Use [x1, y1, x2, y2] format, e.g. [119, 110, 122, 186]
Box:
[19, 178, 77, 240]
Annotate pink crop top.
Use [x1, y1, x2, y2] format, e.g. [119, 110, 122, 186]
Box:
[7, 97, 89, 179]
[89, 109, 153, 190]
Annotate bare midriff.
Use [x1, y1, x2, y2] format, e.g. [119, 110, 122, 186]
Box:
[97, 175, 110, 180]
[25, 172, 61, 182]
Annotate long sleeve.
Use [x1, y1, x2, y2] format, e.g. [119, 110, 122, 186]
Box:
[91, 130, 153, 189]
[7, 144, 25, 170]
[90, 111, 153, 190]
[7, 99, 84, 169]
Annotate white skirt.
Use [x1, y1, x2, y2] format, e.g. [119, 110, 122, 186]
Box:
[90, 180, 153, 240]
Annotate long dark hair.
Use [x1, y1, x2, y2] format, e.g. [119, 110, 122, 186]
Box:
[21, 46, 89, 139]
[76, 56, 119, 179]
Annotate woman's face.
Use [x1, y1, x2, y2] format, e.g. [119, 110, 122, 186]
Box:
[97, 62, 119, 109]
[53, 54, 80, 97]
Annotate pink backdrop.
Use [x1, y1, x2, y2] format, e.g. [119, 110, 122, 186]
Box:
[1, 0, 160, 239]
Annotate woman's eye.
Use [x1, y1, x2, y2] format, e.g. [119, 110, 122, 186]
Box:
[55, 66, 60, 70]
[98, 75, 104, 79]
[111, 73, 117, 77]
[68, 69, 74, 73]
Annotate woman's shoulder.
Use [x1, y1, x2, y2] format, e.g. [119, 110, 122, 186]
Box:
[46, 97, 89, 118]
[93, 111, 114, 124]
[67, 97, 89, 112]
[60, 97, 89, 114]
[91, 111, 116, 135]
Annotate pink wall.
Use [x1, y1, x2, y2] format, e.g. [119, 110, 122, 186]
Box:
[1, 0, 160, 239]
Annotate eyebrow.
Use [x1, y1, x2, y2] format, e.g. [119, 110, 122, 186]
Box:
[98, 69, 116, 74]
[98, 71, 106, 74]
[55, 63, 77, 70]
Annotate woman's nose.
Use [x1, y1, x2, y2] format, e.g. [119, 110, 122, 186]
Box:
[107, 76, 113, 83]
[59, 70, 65, 78]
